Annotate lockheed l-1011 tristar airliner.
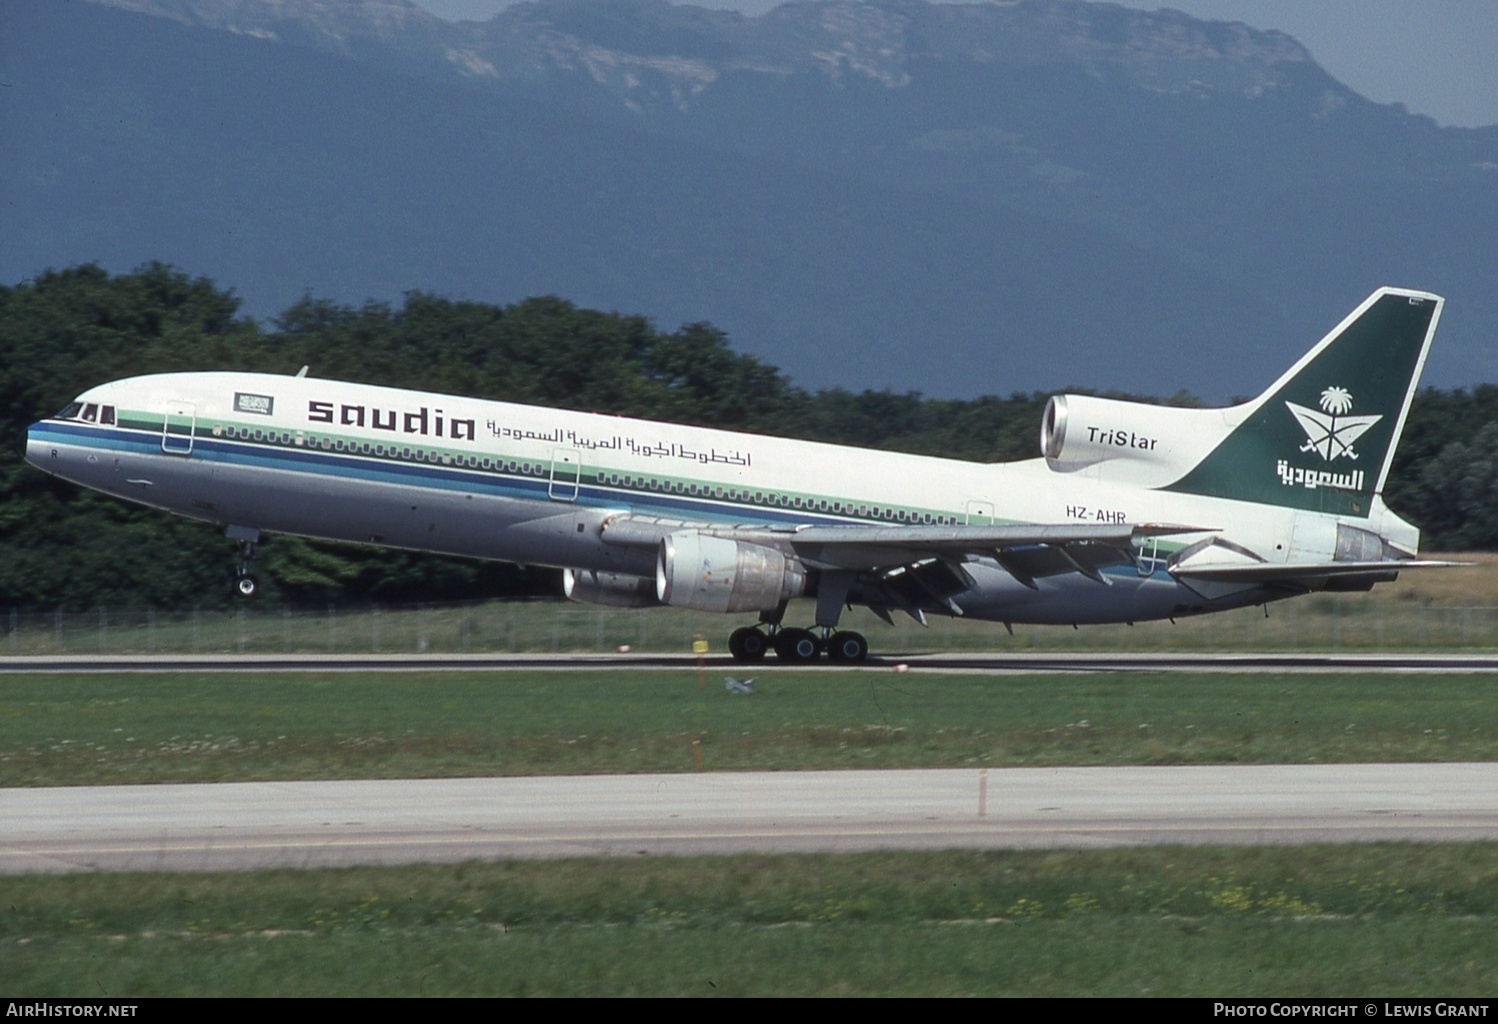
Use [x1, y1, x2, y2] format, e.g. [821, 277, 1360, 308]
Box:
[25, 288, 1456, 663]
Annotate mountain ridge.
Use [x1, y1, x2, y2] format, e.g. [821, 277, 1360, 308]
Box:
[85, 0, 1332, 114]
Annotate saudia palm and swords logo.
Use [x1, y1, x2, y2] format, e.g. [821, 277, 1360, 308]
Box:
[1276, 387, 1381, 491]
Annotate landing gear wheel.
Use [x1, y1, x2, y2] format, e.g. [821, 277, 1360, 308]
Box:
[230, 529, 260, 598]
[773, 627, 821, 663]
[826, 630, 869, 664]
[729, 626, 769, 662]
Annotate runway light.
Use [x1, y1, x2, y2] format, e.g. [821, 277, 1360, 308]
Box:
[893, 663, 909, 673]
[617, 644, 632, 653]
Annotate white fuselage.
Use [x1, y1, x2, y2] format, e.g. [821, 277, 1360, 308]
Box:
[24, 371, 1406, 626]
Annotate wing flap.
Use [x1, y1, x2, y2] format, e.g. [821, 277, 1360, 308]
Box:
[787, 522, 1207, 571]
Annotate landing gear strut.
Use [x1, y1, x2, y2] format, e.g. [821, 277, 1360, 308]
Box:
[227, 524, 260, 598]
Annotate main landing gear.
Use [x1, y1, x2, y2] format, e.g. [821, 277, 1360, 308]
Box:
[728, 576, 870, 664]
[227, 524, 260, 598]
[727, 625, 870, 664]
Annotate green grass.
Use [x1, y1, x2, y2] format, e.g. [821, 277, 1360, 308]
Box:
[6, 667, 1497, 995]
[3, 669, 1497, 786]
[6, 845, 1498, 996]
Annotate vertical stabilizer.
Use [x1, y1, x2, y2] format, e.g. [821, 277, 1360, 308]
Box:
[1165, 288, 1442, 517]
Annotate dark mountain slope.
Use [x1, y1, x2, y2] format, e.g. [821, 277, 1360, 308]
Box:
[3, 0, 1494, 397]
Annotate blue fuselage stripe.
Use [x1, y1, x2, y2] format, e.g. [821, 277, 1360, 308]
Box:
[28, 421, 857, 528]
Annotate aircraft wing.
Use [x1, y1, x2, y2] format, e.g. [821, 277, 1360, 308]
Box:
[784, 522, 1204, 575]
[599, 514, 1210, 589]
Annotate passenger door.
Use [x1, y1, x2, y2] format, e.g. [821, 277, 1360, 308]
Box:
[161, 401, 196, 456]
[965, 500, 995, 525]
[549, 448, 581, 502]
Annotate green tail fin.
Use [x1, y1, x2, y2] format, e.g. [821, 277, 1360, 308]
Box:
[1165, 288, 1443, 517]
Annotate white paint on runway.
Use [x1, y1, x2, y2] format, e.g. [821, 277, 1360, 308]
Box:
[6, 651, 1498, 673]
[4, 763, 1497, 873]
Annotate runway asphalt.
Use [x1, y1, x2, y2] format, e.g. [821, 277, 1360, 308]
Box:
[4, 651, 1498, 672]
[5, 763, 1497, 874]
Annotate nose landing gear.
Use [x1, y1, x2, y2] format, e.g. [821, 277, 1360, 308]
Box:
[226, 525, 261, 598]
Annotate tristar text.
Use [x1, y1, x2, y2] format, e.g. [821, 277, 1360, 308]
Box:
[1086, 426, 1159, 450]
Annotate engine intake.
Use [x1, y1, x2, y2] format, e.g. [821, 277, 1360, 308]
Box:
[1041, 393, 1219, 474]
[656, 532, 807, 613]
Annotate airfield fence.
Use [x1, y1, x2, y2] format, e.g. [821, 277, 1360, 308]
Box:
[4, 597, 1498, 657]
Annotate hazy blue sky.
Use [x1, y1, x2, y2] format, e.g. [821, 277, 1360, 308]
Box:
[411, 0, 1498, 128]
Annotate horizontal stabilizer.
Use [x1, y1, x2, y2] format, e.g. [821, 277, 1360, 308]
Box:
[1173, 559, 1467, 584]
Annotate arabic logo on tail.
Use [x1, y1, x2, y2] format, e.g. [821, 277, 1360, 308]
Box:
[1285, 386, 1382, 463]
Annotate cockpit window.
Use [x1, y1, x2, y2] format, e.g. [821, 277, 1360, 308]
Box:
[100, 406, 116, 426]
[80, 404, 98, 422]
[54, 402, 82, 420]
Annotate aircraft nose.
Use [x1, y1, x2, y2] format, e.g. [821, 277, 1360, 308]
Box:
[21, 421, 47, 471]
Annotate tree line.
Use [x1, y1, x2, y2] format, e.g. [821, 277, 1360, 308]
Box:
[1, 263, 1492, 610]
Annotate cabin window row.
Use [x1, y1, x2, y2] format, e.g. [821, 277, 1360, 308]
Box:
[218, 424, 555, 476]
[593, 471, 953, 524]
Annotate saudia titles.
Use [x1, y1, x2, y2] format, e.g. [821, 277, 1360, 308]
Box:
[1277, 386, 1381, 492]
[306, 400, 478, 441]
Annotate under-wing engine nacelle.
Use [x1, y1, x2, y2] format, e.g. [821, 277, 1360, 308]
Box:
[1041, 393, 1215, 473]
[656, 532, 807, 613]
[563, 569, 663, 608]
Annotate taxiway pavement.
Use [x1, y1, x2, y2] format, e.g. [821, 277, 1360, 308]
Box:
[4, 763, 1496, 874]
